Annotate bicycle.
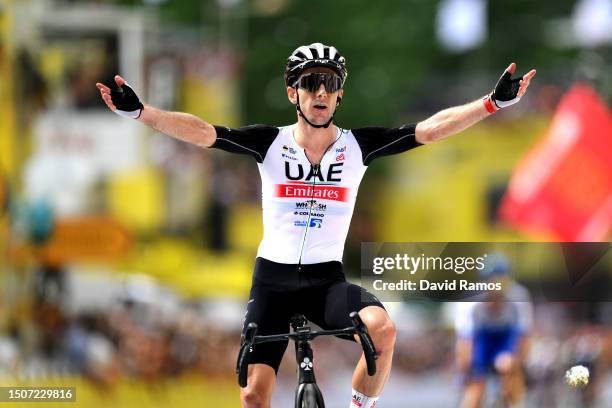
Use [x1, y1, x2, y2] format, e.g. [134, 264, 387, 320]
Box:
[482, 368, 506, 408]
[236, 311, 378, 408]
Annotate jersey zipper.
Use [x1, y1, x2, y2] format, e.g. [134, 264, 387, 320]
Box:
[297, 163, 320, 272]
[296, 128, 343, 272]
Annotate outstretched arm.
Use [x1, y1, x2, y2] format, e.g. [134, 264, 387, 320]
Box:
[415, 63, 536, 144]
[96, 75, 217, 148]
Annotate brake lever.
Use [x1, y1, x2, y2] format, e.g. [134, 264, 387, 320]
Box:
[349, 312, 378, 376]
[237, 322, 258, 387]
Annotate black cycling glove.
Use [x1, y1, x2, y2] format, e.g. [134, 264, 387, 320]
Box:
[110, 82, 144, 119]
[490, 70, 522, 109]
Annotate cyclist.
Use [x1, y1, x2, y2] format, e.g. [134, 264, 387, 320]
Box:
[97, 43, 536, 408]
[454, 254, 533, 408]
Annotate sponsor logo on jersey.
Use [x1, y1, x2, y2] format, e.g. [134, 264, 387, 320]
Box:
[282, 145, 297, 155]
[309, 218, 323, 228]
[285, 161, 344, 182]
[293, 218, 324, 228]
[335, 145, 346, 153]
[276, 182, 349, 202]
[336, 153, 345, 161]
[295, 200, 327, 211]
[282, 153, 297, 161]
[294, 211, 325, 217]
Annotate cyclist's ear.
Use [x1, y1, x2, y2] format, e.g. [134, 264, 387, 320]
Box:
[336, 89, 344, 106]
[287, 86, 298, 105]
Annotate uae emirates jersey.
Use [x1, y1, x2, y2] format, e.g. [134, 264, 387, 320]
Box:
[212, 124, 421, 264]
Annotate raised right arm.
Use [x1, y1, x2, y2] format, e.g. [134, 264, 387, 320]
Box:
[137, 104, 216, 148]
[96, 74, 216, 148]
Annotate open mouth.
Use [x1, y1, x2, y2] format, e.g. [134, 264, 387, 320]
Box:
[314, 104, 327, 111]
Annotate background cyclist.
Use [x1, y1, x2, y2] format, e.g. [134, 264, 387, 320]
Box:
[454, 254, 534, 408]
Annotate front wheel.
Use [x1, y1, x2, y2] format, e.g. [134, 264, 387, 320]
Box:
[295, 383, 324, 408]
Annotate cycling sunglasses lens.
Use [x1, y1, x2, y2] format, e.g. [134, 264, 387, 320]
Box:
[295, 73, 342, 93]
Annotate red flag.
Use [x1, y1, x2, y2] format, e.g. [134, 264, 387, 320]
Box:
[500, 85, 612, 241]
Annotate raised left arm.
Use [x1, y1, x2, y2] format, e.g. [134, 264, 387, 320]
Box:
[415, 63, 536, 144]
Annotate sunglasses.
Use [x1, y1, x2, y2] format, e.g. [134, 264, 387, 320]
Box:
[293, 73, 343, 93]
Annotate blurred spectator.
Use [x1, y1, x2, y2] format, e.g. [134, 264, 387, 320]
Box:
[0, 323, 20, 377]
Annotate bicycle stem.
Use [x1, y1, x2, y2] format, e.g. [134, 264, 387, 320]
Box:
[296, 339, 317, 384]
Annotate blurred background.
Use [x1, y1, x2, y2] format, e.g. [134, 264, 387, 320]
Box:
[0, 0, 611, 406]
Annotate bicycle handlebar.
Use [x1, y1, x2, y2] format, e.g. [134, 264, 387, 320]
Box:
[236, 312, 378, 387]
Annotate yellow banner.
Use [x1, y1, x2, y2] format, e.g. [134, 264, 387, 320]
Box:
[0, 3, 16, 180]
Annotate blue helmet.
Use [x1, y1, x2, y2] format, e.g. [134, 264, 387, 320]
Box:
[480, 252, 511, 280]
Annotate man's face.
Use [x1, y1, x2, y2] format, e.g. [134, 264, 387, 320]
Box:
[287, 67, 344, 126]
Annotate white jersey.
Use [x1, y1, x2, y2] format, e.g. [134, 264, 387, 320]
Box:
[212, 123, 420, 264]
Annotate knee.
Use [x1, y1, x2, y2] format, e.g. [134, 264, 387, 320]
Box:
[494, 352, 514, 374]
[240, 387, 268, 408]
[240, 364, 275, 408]
[377, 319, 397, 351]
[366, 317, 397, 354]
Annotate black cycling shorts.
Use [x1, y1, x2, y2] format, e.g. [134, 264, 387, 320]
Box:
[241, 257, 385, 374]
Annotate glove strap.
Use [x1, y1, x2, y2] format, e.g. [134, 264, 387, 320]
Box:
[115, 107, 143, 119]
[483, 95, 499, 114]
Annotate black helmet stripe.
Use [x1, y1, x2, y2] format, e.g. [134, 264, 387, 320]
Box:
[312, 42, 324, 58]
[295, 45, 313, 59]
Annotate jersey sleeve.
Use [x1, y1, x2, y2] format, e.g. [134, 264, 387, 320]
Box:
[352, 124, 422, 166]
[454, 302, 477, 339]
[211, 124, 280, 163]
[516, 301, 533, 335]
[508, 284, 533, 335]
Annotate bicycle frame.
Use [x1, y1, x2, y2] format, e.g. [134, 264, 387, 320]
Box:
[294, 336, 324, 407]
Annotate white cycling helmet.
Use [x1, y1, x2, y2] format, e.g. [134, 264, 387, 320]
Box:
[284, 42, 348, 87]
